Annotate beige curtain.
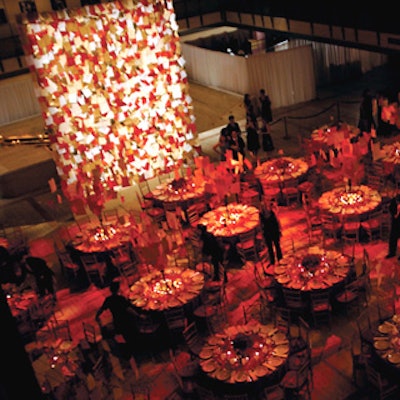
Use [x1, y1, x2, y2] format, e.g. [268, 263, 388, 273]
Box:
[0, 74, 41, 126]
[181, 44, 250, 93]
[246, 46, 316, 109]
[289, 39, 387, 85]
[182, 43, 316, 109]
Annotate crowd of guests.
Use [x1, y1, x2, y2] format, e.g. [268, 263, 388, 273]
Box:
[0, 246, 56, 300]
[213, 88, 274, 165]
[358, 87, 400, 137]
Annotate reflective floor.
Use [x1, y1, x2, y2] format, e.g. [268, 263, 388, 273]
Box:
[2, 64, 400, 399]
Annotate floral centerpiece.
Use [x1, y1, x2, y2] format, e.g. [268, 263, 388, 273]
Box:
[170, 177, 187, 191]
[339, 189, 364, 206]
[232, 333, 254, 354]
[301, 254, 321, 272]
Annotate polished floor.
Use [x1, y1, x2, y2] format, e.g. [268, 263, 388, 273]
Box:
[2, 64, 400, 399]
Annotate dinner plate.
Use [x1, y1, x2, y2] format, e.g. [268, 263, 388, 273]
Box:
[274, 344, 289, 356]
[334, 268, 348, 278]
[309, 280, 323, 290]
[392, 314, 400, 323]
[233, 370, 248, 383]
[215, 368, 231, 381]
[274, 266, 286, 275]
[388, 353, 400, 364]
[208, 336, 223, 346]
[199, 348, 214, 360]
[290, 282, 303, 290]
[254, 365, 269, 377]
[277, 276, 290, 284]
[378, 323, 395, 334]
[268, 356, 285, 367]
[201, 359, 218, 373]
[373, 340, 390, 351]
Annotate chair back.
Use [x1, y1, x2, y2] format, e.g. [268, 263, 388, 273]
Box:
[50, 319, 72, 341]
[365, 361, 383, 389]
[164, 306, 187, 332]
[83, 322, 100, 345]
[282, 288, 306, 310]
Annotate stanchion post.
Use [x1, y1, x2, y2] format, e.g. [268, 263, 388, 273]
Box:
[283, 116, 290, 140]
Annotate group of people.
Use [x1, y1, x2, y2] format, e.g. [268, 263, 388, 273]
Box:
[196, 200, 283, 279]
[213, 89, 274, 164]
[0, 246, 56, 300]
[358, 87, 400, 137]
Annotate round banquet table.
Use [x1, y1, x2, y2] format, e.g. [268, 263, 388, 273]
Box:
[151, 177, 208, 210]
[254, 156, 308, 188]
[371, 314, 400, 382]
[272, 247, 351, 305]
[129, 266, 205, 312]
[198, 322, 289, 397]
[382, 141, 400, 175]
[311, 123, 360, 152]
[318, 185, 381, 216]
[66, 222, 133, 289]
[69, 223, 131, 254]
[198, 203, 260, 239]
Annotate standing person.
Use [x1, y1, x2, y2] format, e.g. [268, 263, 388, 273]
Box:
[259, 89, 273, 124]
[225, 115, 241, 138]
[197, 224, 226, 281]
[228, 130, 245, 161]
[213, 128, 230, 161]
[260, 202, 283, 265]
[245, 119, 260, 163]
[244, 93, 258, 127]
[385, 194, 400, 259]
[0, 246, 26, 286]
[260, 121, 274, 152]
[357, 88, 374, 133]
[24, 255, 56, 299]
[95, 280, 141, 357]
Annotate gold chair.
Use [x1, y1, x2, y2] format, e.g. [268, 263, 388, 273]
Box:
[365, 360, 400, 399]
[182, 321, 205, 359]
[79, 253, 107, 288]
[360, 208, 383, 242]
[50, 318, 72, 341]
[309, 289, 332, 328]
[280, 356, 312, 399]
[110, 242, 133, 267]
[169, 348, 198, 396]
[281, 177, 300, 207]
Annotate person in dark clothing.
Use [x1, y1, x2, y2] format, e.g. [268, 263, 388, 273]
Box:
[0, 246, 26, 285]
[95, 280, 141, 356]
[259, 89, 273, 124]
[197, 224, 225, 281]
[244, 93, 258, 126]
[260, 121, 274, 152]
[24, 256, 56, 299]
[358, 88, 374, 133]
[246, 119, 260, 162]
[228, 130, 245, 161]
[260, 202, 283, 265]
[225, 115, 241, 138]
[385, 194, 400, 259]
